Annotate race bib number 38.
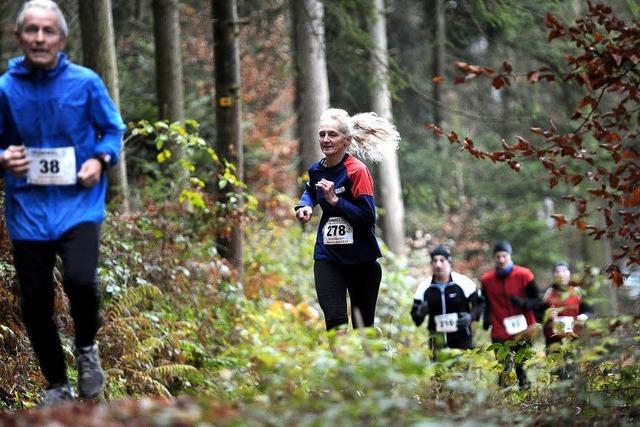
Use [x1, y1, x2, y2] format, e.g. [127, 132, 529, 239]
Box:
[503, 314, 528, 335]
[27, 147, 77, 186]
[322, 217, 354, 245]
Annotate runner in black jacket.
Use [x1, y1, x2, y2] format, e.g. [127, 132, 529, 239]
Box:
[411, 245, 484, 352]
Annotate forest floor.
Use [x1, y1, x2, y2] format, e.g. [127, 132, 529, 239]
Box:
[0, 213, 638, 426]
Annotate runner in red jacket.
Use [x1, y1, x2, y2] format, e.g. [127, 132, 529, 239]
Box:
[543, 261, 591, 346]
[481, 240, 542, 388]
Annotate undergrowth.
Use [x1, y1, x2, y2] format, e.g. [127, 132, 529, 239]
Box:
[0, 199, 638, 425]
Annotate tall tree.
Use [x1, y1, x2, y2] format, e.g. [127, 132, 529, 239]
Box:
[369, 0, 406, 255]
[291, 0, 329, 176]
[152, 0, 185, 122]
[78, 0, 130, 213]
[431, 0, 445, 128]
[212, 0, 243, 272]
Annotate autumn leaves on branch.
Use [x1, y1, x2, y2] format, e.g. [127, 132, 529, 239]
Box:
[426, 2, 640, 285]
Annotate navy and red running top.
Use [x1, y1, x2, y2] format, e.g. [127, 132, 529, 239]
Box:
[296, 153, 382, 264]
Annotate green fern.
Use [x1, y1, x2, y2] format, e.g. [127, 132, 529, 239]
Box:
[149, 364, 198, 383]
[105, 284, 163, 320]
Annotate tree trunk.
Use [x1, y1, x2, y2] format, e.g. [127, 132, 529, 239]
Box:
[291, 0, 329, 176]
[135, 0, 146, 21]
[212, 0, 243, 273]
[432, 0, 445, 128]
[152, 0, 185, 122]
[78, 0, 130, 214]
[369, 0, 406, 256]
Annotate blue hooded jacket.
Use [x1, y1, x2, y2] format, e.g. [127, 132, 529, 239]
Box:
[0, 53, 125, 241]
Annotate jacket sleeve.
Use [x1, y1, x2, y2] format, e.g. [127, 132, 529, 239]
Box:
[329, 164, 376, 228]
[295, 179, 317, 210]
[0, 91, 7, 150]
[333, 195, 376, 228]
[90, 77, 125, 165]
[411, 299, 427, 326]
[524, 280, 546, 322]
[579, 300, 594, 317]
[482, 288, 491, 330]
[469, 290, 485, 322]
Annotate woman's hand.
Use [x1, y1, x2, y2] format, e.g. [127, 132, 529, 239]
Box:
[315, 179, 339, 206]
[296, 206, 313, 223]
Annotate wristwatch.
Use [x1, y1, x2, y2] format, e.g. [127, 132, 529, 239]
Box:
[94, 153, 111, 171]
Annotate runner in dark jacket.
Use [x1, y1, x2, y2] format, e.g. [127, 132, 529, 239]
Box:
[295, 108, 400, 331]
[411, 245, 484, 354]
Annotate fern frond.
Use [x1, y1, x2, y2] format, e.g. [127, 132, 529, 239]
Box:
[149, 364, 198, 383]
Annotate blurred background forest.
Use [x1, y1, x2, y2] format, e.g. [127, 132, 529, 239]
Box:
[0, 0, 639, 425]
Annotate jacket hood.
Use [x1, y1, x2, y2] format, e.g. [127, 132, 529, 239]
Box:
[8, 52, 69, 79]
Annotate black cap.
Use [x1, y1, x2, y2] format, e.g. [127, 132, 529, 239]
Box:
[430, 244, 452, 262]
[552, 261, 570, 271]
[493, 240, 512, 254]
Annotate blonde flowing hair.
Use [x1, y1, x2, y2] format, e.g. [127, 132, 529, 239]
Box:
[320, 108, 400, 163]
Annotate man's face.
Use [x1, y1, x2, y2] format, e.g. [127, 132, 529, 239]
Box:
[16, 8, 65, 70]
[553, 265, 571, 286]
[494, 251, 512, 270]
[431, 255, 451, 280]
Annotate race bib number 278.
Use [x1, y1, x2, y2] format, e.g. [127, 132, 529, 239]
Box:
[322, 217, 354, 245]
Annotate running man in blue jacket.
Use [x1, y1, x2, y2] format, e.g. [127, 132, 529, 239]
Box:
[0, 0, 124, 405]
[295, 108, 399, 331]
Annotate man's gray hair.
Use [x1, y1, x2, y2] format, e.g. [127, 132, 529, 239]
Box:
[16, 0, 68, 38]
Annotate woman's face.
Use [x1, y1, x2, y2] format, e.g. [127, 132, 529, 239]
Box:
[318, 119, 350, 158]
[553, 265, 571, 286]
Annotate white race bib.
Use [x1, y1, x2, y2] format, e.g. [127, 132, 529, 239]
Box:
[503, 314, 528, 335]
[322, 217, 354, 245]
[27, 147, 77, 186]
[555, 316, 575, 334]
[435, 312, 458, 333]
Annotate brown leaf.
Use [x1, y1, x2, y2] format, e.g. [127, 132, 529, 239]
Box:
[569, 174, 584, 185]
[426, 123, 444, 137]
[576, 219, 587, 231]
[551, 214, 567, 230]
[606, 264, 624, 288]
[604, 132, 622, 143]
[622, 187, 640, 207]
[447, 131, 459, 142]
[503, 61, 513, 72]
[577, 96, 596, 109]
[432, 75, 445, 84]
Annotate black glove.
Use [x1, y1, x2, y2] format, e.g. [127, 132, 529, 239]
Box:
[511, 295, 538, 310]
[410, 301, 429, 326]
[457, 312, 472, 328]
[511, 295, 526, 308]
[417, 301, 429, 317]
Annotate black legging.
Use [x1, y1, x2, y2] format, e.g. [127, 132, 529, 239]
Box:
[13, 222, 102, 386]
[313, 259, 382, 330]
